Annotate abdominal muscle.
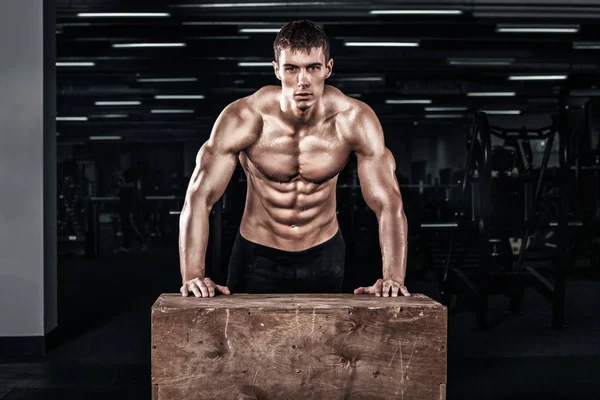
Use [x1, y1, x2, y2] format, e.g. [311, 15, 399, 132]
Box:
[239, 172, 340, 252]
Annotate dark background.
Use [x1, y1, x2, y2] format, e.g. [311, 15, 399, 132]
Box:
[2, 0, 600, 399]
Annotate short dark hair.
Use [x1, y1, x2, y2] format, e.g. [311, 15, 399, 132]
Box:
[273, 20, 330, 64]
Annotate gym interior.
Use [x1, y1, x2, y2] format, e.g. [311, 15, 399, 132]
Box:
[1, 1, 599, 399]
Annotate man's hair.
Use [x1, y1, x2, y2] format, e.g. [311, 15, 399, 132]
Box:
[273, 20, 330, 64]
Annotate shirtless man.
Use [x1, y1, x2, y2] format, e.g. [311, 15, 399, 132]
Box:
[179, 20, 410, 298]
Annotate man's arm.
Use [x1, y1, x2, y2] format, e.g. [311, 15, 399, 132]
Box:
[179, 99, 259, 288]
[349, 104, 410, 296]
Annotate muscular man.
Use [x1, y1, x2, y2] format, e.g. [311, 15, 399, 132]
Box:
[179, 20, 410, 298]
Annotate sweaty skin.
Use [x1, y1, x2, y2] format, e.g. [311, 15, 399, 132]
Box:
[179, 47, 409, 298]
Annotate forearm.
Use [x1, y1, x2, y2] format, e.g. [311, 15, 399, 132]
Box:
[179, 203, 212, 282]
[377, 206, 408, 283]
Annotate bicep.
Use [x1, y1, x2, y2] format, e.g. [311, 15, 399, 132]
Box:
[350, 105, 403, 213]
[357, 148, 403, 214]
[186, 142, 238, 209]
[186, 102, 258, 209]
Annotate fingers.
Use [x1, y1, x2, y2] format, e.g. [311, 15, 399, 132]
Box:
[215, 284, 231, 295]
[181, 277, 226, 298]
[354, 279, 410, 297]
[204, 278, 215, 297]
[382, 280, 392, 297]
[400, 286, 411, 297]
[373, 279, 383, 297]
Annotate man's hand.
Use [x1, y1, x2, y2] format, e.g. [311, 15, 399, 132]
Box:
[180, 277, 231, 297]
[354, 278, 410, 297]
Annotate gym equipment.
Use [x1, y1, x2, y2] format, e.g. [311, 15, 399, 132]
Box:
[422, 98, 582, 328]
[152, 293, 447, 399]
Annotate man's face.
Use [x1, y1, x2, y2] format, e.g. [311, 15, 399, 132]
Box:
[273, 46, 333, 111]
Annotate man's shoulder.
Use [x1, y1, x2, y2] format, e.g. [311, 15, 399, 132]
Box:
[327, 87, 377, 134]
[325, 86, 374, 123]
[225, 86, 278, 118]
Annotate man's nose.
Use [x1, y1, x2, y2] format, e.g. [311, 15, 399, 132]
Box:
[297, 70, 310, 87]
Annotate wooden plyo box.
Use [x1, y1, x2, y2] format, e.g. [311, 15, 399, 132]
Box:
[152, 294, 447, 400]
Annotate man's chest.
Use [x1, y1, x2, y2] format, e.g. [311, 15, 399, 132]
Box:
[242, 120, 351, 184]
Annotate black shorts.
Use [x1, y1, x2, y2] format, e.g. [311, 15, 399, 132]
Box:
[225, 228, 345, 294]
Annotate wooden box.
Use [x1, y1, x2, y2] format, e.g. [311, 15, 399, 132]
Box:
[151, 294, 447, 400]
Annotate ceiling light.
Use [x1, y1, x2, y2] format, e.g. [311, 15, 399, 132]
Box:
[573, 42, 600, 50]
[178, 2, 332, 7]
[95, 101, 141, 106]
[151, 109, 195, 114]
[137, 77, 198, 82]
[482, 110, 522, 115]
[467, 92, 516, 97]
[496, 24, 579, 33]
[89, 136, 122, 140]
[94, 114, 129, 119]
[78, 13, 170, 17]
[112, 43, 186, 48]
[344, 42, 419, 47]
[448, 58, 514, 66]
[56, 117, 88, 121]
[571, 89, 600, 96]
[425, 107, 468, 111]
[386, 99, 432, 104]
[238, 62, 272, 67]
[425, 114, 465, 118]
[56, 62, 95, 67]
[508, 75, 567, 80]
[370, 10, 462, 15]
[239, 28, 280, 33]
[154, 95, 205, 99]
[333, 76, 383, 82]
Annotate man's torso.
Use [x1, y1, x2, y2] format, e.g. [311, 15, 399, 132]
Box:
[237, 85, 358, 251]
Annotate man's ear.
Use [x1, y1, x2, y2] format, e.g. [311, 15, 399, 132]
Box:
[326, 58, 334, 79]
[272, 61, 281, 81]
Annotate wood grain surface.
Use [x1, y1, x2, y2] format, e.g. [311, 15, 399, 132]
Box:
[152, 294, 447, 400]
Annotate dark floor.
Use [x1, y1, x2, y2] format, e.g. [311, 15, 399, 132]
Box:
[1, 243, 599, 399]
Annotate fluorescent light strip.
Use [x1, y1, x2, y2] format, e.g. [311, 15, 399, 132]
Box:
[239, 28, 280, 33]
[370, 9, 462, 15]
[425, 107, 468, 111]
[467, 92, 516, 97]
[57, 117, 88, 121]
[78, 13, 170, 17]
[180, 2, 331, 7]
[386, 99, 432, 104]
[482, 110, 522, 115]
[151, 109, 195, 114]
[238, 62, 272, 67]
[95, 101, 141, 106]
[137, 77, 197, 82]
[345, 42, 419, 47]
[95, 114, 129, 118]
[334, 77, 383, 82]
[113, 43, 186, 48]
[571, 89, 600, 96]
[155, 95, 205, 99]
[573, 42, 600, 49]
[448, 58, 513, 66]
[497, 24, 579, 33]
[509, 75, 567, 80]
[56, 62, 95, 67]
[425, 114, 465, 118]
[89, 136, 122, 140]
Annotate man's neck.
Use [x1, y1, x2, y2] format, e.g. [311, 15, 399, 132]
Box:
[279, 97, 324, 127]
